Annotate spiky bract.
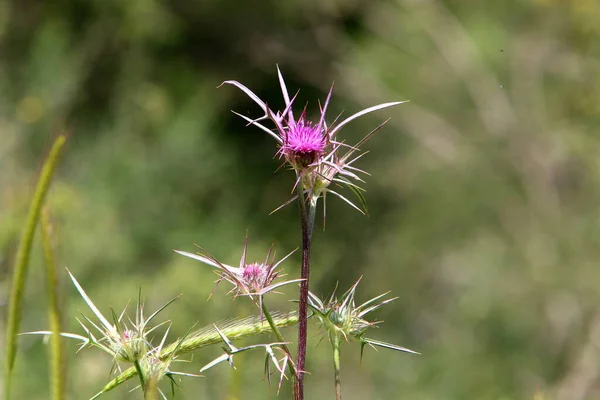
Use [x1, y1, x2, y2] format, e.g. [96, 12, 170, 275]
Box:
[308, 278, 419, 356]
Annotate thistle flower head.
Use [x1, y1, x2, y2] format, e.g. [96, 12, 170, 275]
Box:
[221, 66, 408, 215]
[110, 326, 148, 363]
[22, 271, 177, 363]
[241, 262, 274, 292]
[280, 114, 327, 170]
[308, 278, 419, 357]
[55, 270, 178, 363]
[175, 236, 301, 302]
[21, 271, 203, 399]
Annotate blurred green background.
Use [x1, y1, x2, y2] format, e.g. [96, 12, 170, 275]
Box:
[2, 0, 600, 399]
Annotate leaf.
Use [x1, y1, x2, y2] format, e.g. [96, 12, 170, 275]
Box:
[326, 189, 366, 215]
[361, 338, 420, 355]
[329, 101, 408, 138]
[342, 178, 369, 215]
[67, 270, 116, 336]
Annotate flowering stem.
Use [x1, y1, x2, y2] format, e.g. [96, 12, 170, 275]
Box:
[332, 333, 342, 400]
[262, 300, 287, 345]
[261, 299, 296, 377]
[144, 381, 158, 400]
[294, 187, 317, 400]
[134, 360, 157, 400]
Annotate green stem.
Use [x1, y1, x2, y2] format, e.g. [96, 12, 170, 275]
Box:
[261, 299, 296, 378]
[261, 300, 287, 345]
[144, 382, 158, 400]
[4, 134, 67, 399]
[41, 207, 65, 400]
[332, 334, 342, 400]
[133, 360, 147, 398]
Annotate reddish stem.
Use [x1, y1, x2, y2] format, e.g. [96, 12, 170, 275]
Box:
[294, 189, 316, 400]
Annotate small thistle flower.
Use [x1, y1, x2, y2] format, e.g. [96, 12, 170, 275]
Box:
[309, 279, 417, 400]
[175, 236, 301, 302]
[23, 270, 176, 364]
[241, 262, 274, 293]
[308, 278, 419, 357]
[21, 270, 202, 399]
[221, 66, 408, 214]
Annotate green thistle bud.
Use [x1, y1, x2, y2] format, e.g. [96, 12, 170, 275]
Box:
[308, 278, 419, 354]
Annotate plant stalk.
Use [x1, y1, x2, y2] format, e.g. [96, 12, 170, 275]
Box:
[41, 207, 65, 400]
[133, 359, 153, 400]
[332, 333, 342, 400]
[294, 187, 317, 400]
[262, 299, 296, 378]
[4, 134, 66, 399]
[144, 382, 158, 400]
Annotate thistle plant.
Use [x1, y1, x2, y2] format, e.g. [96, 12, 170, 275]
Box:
[23, 271, 200, 399]
[221, 67, 409, 399]
[308, 279, 419, 400]
[15, 67, 415, 400]
[23, 269, 299, 399]
[25, 271, 165, 363]
[176, 236, 302, 386]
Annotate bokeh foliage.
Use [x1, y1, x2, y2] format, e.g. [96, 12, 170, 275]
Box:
[2, 0, 600, 398]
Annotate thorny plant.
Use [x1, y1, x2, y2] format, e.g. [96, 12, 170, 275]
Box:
[23, 271, 202, 400]
[221, 66, 411, 399]
[308, 278, 419, 355]
[308, 279, 419, 400]
[175, 236, 301, 309]
[22, 67, 415, 400]
[24, 270, 295, 399]
[24, 271, 173, 364]
[176, 236, 302, 382]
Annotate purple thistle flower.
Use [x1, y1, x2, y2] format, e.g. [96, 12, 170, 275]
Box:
[241, 262, 277, 293]
[175, 236, 301, 303]
[221, 66, 408, 214]
[279, 113, 327, 170]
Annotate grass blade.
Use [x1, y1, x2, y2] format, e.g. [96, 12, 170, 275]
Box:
[41, 207, 65, 400]
[4, 134, 67, 398]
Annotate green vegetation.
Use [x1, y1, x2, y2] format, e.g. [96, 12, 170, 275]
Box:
[2, 0, 600, 398]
